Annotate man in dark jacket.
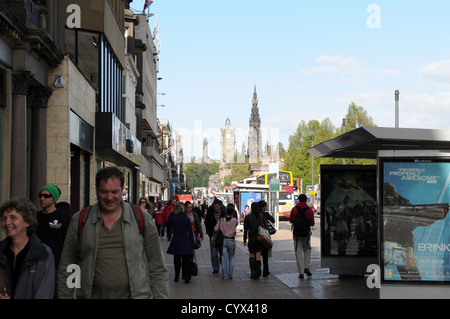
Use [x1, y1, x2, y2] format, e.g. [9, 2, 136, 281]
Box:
[290, 194, 315, 278]
[204, 199, 225, 273]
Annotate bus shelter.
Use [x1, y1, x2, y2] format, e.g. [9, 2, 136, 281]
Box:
[307, 126, 450, 299]
[230, 183, 281, 230]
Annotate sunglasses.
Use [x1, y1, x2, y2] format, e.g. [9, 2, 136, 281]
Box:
[139, 201, 146, 204]
[38, 193, 53, 199]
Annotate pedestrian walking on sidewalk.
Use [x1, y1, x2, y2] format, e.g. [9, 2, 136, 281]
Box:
[258, 200, 274, 277]
[214, 204, 238, 280]
[57, 167, 169, 299]
[162, 200, 174, 240]
[166, 204, 195, 284]
[36, 185, 71, 276]
[205, 199, 225, 274]
[154, 202, 164, 236]
[0, 198, 55, 299]
[243, 202, 264, 279]
[185, 201, 204, 249]
[290, 194, 315, 279]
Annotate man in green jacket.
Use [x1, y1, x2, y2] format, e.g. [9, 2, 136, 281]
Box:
[57, 167, 169, 299]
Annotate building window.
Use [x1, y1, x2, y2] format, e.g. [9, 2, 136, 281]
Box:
[100, 35, 123, 121]
[64, 29, 123, 122]
[77, 30, 99, 89]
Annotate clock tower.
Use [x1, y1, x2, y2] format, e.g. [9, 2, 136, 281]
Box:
[221, 117, 235, 163]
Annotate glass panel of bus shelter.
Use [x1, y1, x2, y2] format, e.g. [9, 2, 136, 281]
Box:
[320, 165, 377, 258]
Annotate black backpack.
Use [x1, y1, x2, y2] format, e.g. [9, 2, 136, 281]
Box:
[292, 206, 310, 237]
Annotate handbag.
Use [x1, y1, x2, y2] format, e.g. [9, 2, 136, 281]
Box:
[193, 225, 201, 249]
[257, 214, 273, 249]
[191, 253, 198, 276]
[211, 219, 223, 249]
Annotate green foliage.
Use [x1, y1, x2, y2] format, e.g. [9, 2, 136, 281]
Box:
[222, 162, 250, 186]
[184, 162, 220, 188]
[282, 103, 377, 189]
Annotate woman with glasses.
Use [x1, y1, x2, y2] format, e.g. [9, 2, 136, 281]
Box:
[0, 198, 55, 299]
[138, 198, 148, 211]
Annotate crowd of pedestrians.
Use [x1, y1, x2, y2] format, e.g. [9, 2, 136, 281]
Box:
[0, 167, 169, 299]
[0, 167, 315, 298]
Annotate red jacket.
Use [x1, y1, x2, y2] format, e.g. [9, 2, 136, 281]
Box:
[290, 202, 315, 226]
[163, 204, 173, 222]
[154, 209, 164, 226]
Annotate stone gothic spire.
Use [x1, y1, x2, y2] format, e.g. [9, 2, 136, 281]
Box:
[248, 85, 262, 161]
[250, 85, 261, 126]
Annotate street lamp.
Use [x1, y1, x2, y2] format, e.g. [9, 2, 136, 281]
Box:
[395, 90, 399, 128]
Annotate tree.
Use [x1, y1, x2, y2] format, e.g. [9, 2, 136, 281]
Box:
[222, 161, 250, 186]
[343, 102, 377, 133]
[184, 162, 220, 189]
[283, 118, 338, 189]
[283, 103, 377, 190]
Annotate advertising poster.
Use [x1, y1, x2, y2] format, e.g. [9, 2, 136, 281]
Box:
[239, 192, 262, 217]
[320, 166, 377, 257]
[382, 160, 450, 283]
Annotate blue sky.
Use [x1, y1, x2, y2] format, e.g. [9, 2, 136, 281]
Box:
[130, 1, 450, 160]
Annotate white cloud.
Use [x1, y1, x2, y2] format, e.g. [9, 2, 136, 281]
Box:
[420, 60, 450, 83]
[301, 55, 371, 79]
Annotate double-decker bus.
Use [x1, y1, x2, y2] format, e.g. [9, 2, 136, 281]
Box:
[256, 170, 293, 187]
[293, 178, 300, 195]
[256, 170, 296, 220]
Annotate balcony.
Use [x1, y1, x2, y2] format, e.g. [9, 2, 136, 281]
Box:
[140, 145, 164, 183]
[95, 112, 141, 167]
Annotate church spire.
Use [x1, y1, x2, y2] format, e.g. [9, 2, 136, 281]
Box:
[248, 85, 262, 161]
[252, 85, 258, 108]
[250, 85, 260, 126]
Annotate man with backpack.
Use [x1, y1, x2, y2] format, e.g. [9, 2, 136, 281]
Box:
[290, 194, 315, 279]
[57, 167, 169, 299]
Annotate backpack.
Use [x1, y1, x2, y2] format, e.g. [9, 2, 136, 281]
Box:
[78, 203, 145, 238]
[292, 206, 310, 237]
[154, 209, 164, 226]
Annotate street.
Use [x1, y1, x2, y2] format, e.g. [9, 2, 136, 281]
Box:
[159, 216, 379, 299]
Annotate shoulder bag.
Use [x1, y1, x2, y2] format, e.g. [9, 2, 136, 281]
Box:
[257, 214, 273, 249]
[211, 219, 223, 249]
[263, 214, 277, 235]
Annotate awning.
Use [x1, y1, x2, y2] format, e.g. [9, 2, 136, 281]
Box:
[307, 127, 450, 159]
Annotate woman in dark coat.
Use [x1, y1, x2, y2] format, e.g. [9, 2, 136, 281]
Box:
[243, 202, 264, 280]
[166, 204, 195, 283]
[0, 198, 55, 299]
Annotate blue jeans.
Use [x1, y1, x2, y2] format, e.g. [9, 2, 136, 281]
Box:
[221, 238, 236, 280]
[210, 239, 220, 272]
